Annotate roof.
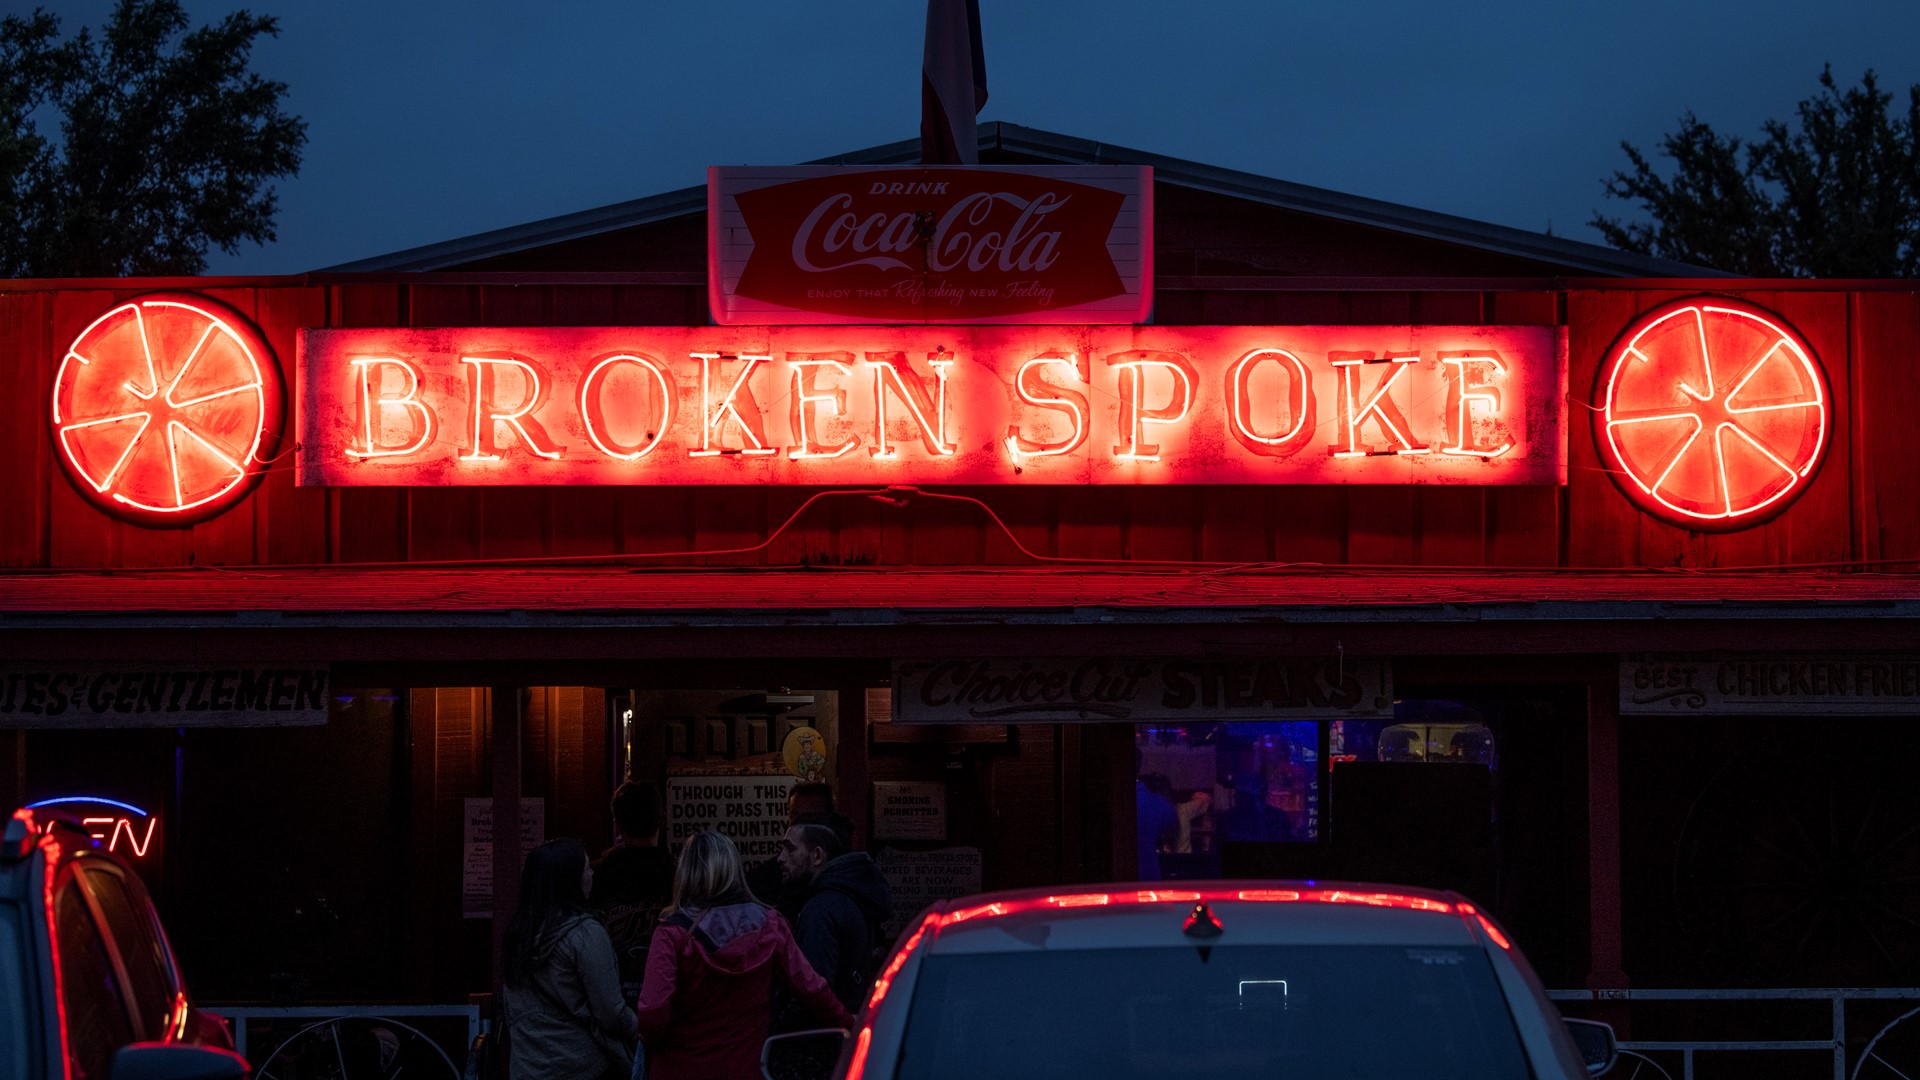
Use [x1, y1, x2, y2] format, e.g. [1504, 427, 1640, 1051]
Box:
[0, 567, 1912, 629]
[323, 122, 1718, 278]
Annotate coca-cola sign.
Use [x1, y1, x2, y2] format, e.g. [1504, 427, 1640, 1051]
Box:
[709, 166, 1151, 325]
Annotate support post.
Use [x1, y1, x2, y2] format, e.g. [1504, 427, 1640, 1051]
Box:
[490, 686, 524, 992]
[836, 686, 871, 852]
[1586, 673, 1629, 991]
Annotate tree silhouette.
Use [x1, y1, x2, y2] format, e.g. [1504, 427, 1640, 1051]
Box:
[0, 0, 306, 277]
[1592, 68, 1919, 277]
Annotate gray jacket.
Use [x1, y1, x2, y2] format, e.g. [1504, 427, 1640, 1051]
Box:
[505, 914, 636, 1080]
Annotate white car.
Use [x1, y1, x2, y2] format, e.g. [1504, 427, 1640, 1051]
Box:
[766, 880, 1614, 1080]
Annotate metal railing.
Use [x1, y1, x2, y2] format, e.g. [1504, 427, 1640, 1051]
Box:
[1549, 988, 1920, 1080]
[206, 1004, 482, 1060]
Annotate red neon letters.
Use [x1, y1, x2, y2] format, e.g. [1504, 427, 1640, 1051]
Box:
[1595, 298, 1828, 529]
[297, 325, 1564, 486]
[52, 294, 285, 526]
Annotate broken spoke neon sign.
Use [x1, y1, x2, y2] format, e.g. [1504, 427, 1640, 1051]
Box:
[297, 325, 1564, 486]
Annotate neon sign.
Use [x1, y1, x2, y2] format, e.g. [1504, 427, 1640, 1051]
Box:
[25, 797, 158, 859]
[1594, 298, 1828, 529]
[50, 293, 285, 527]
[298, 324, 1565, 487]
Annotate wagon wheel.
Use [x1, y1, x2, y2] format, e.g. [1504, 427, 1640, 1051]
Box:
[1614, 1049, 1678, 1080]
[50, 294, 282, 527]
[1673, 745, 1920, 985]
[253, 1016, 461, 1080]
[1595, 298, 1827, 530]
[1852, 1004, 1920, 1080]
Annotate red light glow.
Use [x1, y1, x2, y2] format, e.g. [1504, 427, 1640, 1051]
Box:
[78, 815, 157, 858]
[52, 294, 283, 527]
[297, 324, 1564, 488]
[1595, 298, 1829, 530]
[1475, 914, 1512, 950]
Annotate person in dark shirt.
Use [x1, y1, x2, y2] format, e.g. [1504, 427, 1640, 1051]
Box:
[592, 780, 676, 1000]
[778, 813, 891, 1016]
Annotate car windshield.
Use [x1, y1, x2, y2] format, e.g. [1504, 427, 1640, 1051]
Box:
[894, 943, 1532, 1080]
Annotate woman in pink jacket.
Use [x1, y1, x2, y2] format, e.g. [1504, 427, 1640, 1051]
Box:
[635, 829, 853, 1080]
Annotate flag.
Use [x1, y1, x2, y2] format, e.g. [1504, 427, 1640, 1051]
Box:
[921, 0, 987, 164]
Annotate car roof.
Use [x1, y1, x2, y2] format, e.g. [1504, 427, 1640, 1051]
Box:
[919, 881, 1483, 954]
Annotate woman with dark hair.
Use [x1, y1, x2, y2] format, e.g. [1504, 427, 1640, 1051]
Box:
[503, 838, 635, 1080]
[635, 829, 851, 1080]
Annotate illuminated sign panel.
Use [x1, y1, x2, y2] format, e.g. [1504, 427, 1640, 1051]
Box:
[296, 324, 1566, 486]
[1594, 298, 1828, 529]
[50, 293, 285, 527]
[709, 166, 1151, 324]
[25, 797, 159, 860]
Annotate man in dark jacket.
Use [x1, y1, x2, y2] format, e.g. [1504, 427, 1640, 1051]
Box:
[746, 781, 836, 906]
[592, 781, 675, 1000]
[777, 813, 892, 1013]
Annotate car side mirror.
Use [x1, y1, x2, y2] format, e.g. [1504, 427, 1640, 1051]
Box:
[111, 1044, 249, 1080]
[1562, 1018, 1618, 1076]
[762, 1028, 849, 1080]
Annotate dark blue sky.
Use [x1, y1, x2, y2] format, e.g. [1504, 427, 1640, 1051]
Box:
[19, 0, 1920, 273]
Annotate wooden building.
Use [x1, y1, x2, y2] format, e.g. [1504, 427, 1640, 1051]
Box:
[4, 125, 1919, 1014]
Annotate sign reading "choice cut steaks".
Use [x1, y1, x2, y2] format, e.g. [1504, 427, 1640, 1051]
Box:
[710, 166, 1150, 324]
[0, 665, 330, 727]
[893, 658, 1393, 724]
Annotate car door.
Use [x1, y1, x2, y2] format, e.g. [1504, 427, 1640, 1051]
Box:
[79, 861, 185, 1043]
[49, 861, 138, 1080]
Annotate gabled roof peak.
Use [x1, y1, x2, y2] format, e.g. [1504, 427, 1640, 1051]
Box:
[324, 121, 1719, 278]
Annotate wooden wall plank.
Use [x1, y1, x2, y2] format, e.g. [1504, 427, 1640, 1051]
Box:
[0, 293, 50, 566]
[763, 487, 826, 565]
[1056, 487, 1125, 560]
[47, 290, 126, 567]
[1348, 486, 1416, 564]
[408, 286, 488, 561]
[1488, 488, 1562, 567]
[548, 487, 619, 558]
[906, 493, 985, 565]
[1741, 290, 1851, 568]
[184, 287, 266, 566]
[1855, 292, 1920, 565]
[693, 487, 768, 566]
[829, 495, 886, 567]
[620, 487, 694, 561]
[1410, 291, 1484, 324]
[1417, 487, 1486, 565]
[1565, 290, 1650, 567]
[1199, 487, 1267, 562]
[260, 287, 330, 564]
[979, 487, 1055, 563]
[1491, 291, 1559, 325]
[1269, 487, 1347, 564]
[1126, 488, 1199, 561]
[333, 285, 407, 563]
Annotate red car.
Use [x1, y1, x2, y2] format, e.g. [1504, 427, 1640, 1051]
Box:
[3, 807, 247, 1080]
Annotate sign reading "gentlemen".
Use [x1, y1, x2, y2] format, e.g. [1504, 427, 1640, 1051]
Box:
[0, 666, 330, 727]
[894, 658, 1393, 724]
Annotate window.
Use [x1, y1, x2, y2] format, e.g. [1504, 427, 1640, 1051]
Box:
[1138, 720, 1321, 861]
[895, 944, 1531, 1080]
[84, 868, 176, 1039]
[54, 879, 134, 1080]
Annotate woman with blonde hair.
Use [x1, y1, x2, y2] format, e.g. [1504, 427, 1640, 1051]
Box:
[635, 829, 852, 1080]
